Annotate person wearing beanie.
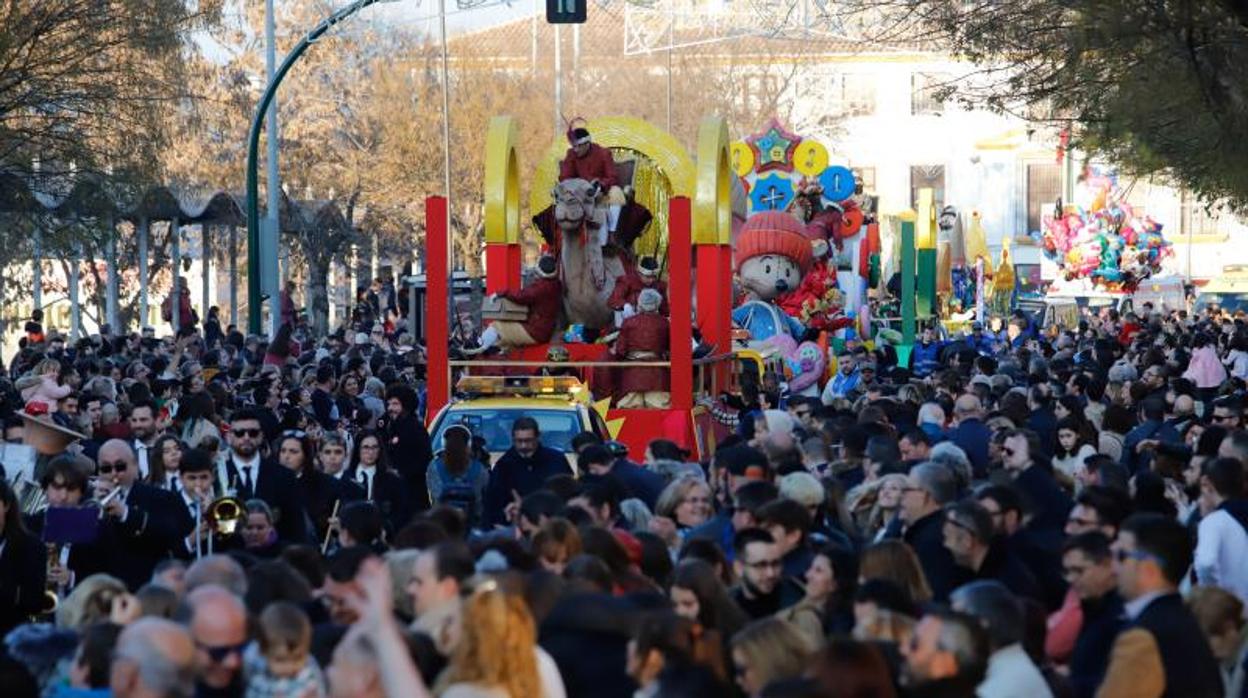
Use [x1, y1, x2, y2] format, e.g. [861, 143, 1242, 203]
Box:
[559, 123, 623, 245]
[613, 287, 671, 408]
[607, 255, 669, 326]
[466, 255, 563, 354]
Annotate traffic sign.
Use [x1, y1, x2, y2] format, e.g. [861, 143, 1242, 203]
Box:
[547, 0, 586, 24]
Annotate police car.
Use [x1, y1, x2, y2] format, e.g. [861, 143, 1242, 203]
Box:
[427, 375, 610, 471]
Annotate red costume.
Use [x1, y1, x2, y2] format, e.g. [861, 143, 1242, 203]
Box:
[559, 143, 618, 190]
[607, 270, 669, 315]
[615, 312, 670, 394]
[501, 276, 563, 344]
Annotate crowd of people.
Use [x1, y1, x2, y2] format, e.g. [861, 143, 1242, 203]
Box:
[2, 290, 1248, 698]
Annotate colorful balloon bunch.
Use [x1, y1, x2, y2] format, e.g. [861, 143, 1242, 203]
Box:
[1041, 189, 1172, 292]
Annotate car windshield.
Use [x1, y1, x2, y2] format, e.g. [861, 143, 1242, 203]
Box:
[432, 408, 581, 453]
[1196, 292, 1248, 314]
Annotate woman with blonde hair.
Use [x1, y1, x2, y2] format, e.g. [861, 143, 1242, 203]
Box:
[845, 474, 907, 542]
[857, 540, 932, 606]
[650, 476, 713, 549]
[437, 584, 564, 697]
[56, 573, 130, 630]
[730, 618, 812, 698]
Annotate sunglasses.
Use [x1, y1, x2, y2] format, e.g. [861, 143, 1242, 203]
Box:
[199, 641, 248, 663]
[1003, 448, 1016, 456]
[232, 428, 262, 438]
[1114, 549, 1154, 564]
[97, 461, 128, 475]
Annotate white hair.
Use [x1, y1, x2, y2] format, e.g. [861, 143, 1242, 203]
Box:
[917, 402, 946, 426]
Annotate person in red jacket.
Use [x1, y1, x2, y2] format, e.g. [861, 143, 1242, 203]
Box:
[467, 256, 563, 354]
[607, 255, 668, 326]
[559, 125, 622, 246]
[614, 288, 671, 408]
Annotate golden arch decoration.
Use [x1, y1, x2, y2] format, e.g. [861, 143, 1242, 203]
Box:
[484, 116, 521, 245]
[694, 116, 732, 245]
[530, 116, 696, 257]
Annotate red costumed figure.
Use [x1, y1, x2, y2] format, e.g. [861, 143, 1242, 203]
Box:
[607, 255, 669, 326]
[614, 288, 671, 408]
[559, 122, 623, 246]
[468, 256, 563, 353]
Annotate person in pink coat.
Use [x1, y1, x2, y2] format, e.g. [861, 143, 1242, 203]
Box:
[18, 358, 72, 413]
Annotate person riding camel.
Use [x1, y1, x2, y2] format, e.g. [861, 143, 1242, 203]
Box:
[607, 255, 669, 327]
[559, 122, 623, 248]
[614, 288, 671, 409]
[465, 255, 563, 355]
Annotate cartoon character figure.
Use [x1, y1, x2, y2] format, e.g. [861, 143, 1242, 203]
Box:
[731, 212, 812, 342]
[764, 334, 827, 397]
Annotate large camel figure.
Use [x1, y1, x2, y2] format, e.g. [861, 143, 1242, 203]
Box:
[552, 179, 625, 330]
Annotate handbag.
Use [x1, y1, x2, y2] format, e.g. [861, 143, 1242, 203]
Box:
[480, 295, 529, 322]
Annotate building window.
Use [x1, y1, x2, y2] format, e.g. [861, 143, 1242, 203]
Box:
[851, 166, 877, 194]
[1180, 191, 1227, 238]
[910, 165, 945, 211]
[840, 74, 876, 117]
[911, 72, 948, 116]
[741, 73, 780, 113]
[1026, 163, 1062, 234]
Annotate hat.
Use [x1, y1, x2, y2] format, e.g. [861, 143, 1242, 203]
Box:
[735, 212, 813, 273]
[971, 321, 984, 331]
[638, 288, 663, 313]
[638, 256, 660, 278]
[354, 332, 370, 345]
[444, 424, 472, 441]
[969, 374, 993, 389]
[537, 255, 559, 279]
[568, 126, 591, 146]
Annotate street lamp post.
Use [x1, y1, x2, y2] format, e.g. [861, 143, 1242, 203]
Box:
[245, 0, 397, 335]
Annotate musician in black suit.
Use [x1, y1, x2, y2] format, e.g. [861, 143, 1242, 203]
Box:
[0, 478, 46, 635]
[276, 431, 363, 542]
[92, 439, 193, 591]
[173, 448, 241, 560]
[342, 430, 411, 533]
[24, 455, 106, 589]
[218, 409, 309, 544]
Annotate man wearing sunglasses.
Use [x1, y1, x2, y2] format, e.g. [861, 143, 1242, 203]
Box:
[94, 439, 192, 590]
[219, 409, 307, 544]
[185, 585, 248, 698]
[1098, 514, 1222, 698]
[1001, 429, 1071, 556]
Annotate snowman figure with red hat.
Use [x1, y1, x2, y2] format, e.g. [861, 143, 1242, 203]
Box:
[731, 211, 812, 344]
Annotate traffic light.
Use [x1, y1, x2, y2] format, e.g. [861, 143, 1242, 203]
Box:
[546, 0, 586, 24]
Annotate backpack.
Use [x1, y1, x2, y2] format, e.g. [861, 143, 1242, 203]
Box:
[436, 458, 483, 524]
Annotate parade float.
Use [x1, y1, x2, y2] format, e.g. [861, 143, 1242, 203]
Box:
[729, 120, 878, 348]
[424, 115, 746, 460]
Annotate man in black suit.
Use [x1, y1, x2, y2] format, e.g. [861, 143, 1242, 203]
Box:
[379, 384, 434, 511]
[94, 439, 193, 590]
[892, 463, 965, 602]
[218, 409, 308, 543]
[127, 400, 160, 479]
[1061, 532, 1122, 698]
[1098, 514, 1222, 697]
[1001, 428, 1072, 556]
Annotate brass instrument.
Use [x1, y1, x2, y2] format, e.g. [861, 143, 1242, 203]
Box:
[39, 543, 61, 618]
[207, 495, 246, 536]
[16, 477, 47, 515]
